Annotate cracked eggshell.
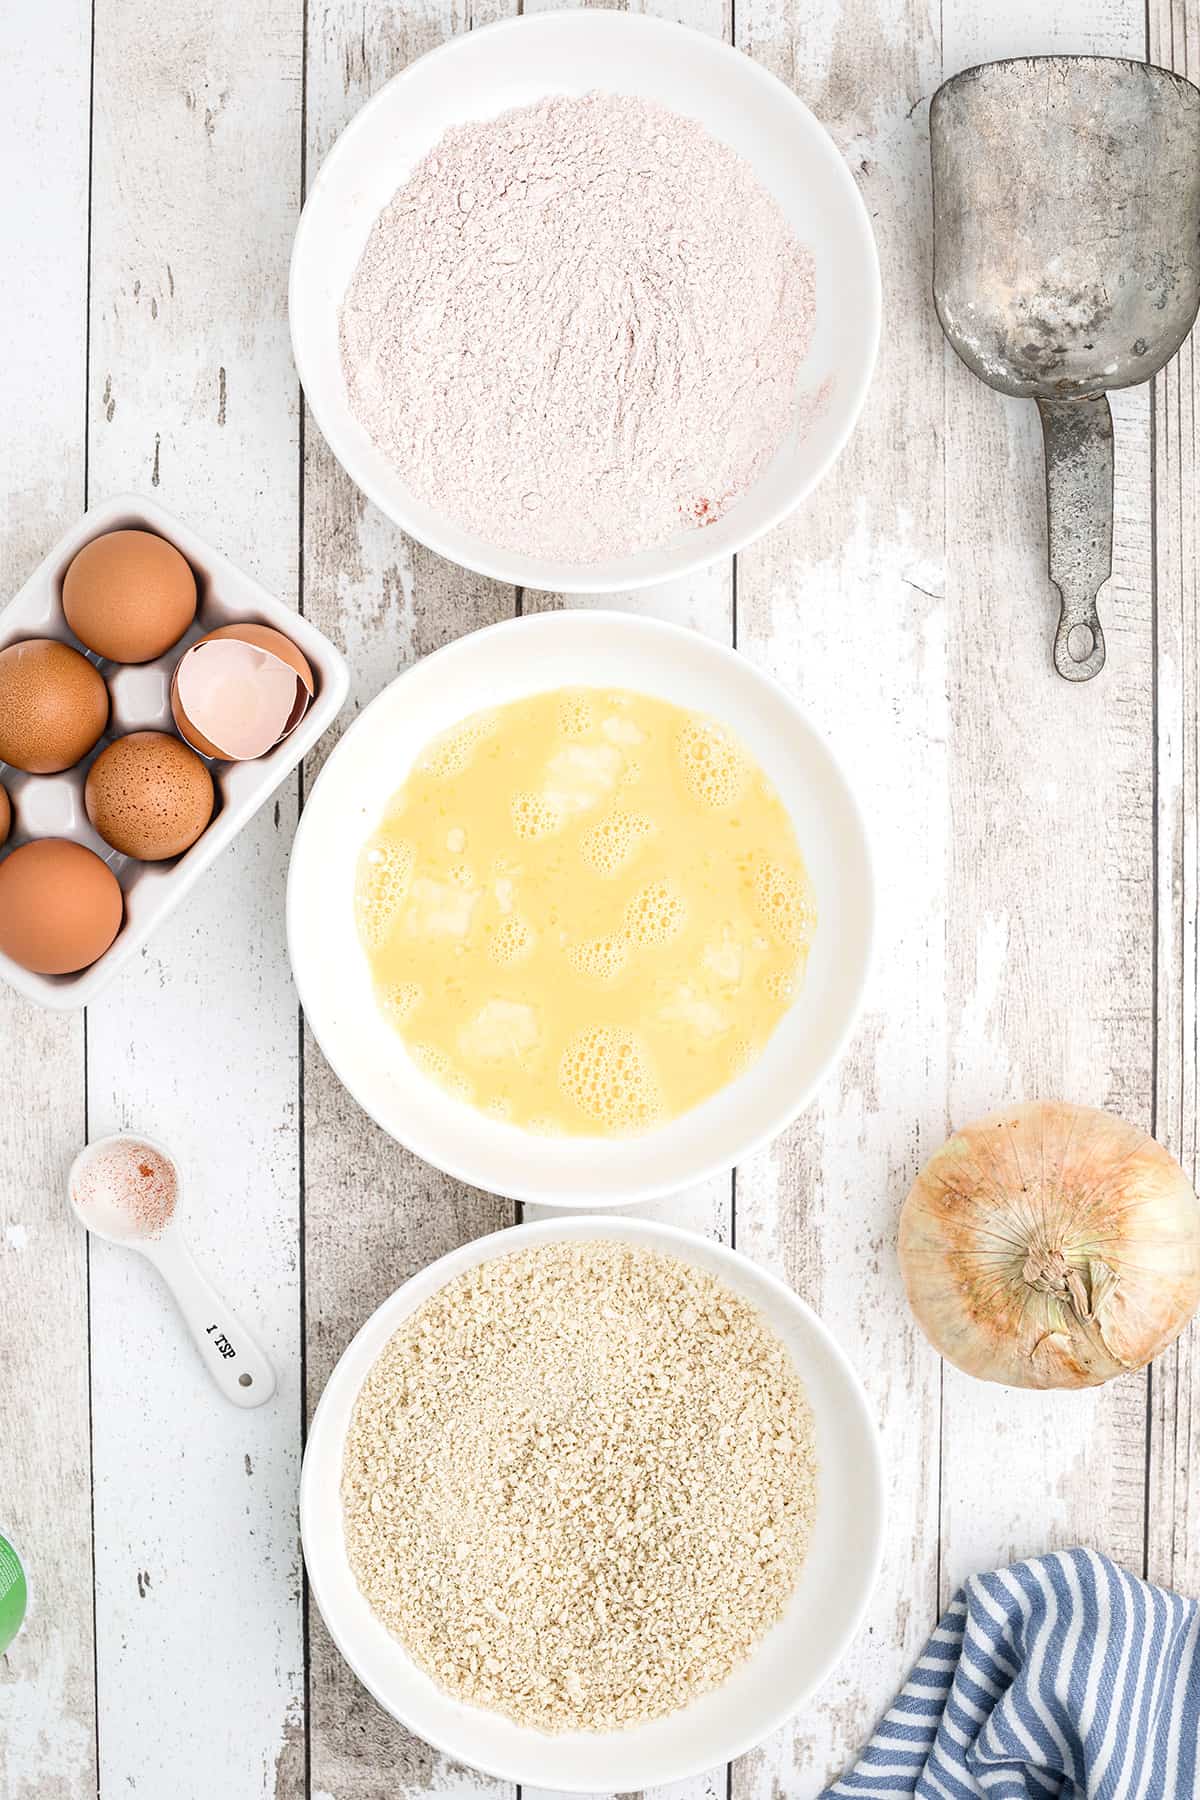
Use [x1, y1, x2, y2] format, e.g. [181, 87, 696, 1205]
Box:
[170, 622, 314, 761]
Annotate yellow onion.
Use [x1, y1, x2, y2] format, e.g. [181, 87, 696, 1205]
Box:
[899, 1100, 1200, 1389]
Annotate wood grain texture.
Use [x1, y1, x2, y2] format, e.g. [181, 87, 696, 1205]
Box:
[729, 1, 945, 1792]
[9, 0, 1200, 1793]
[516, 0, 732, 1792]
[83, 1, 307, 1794]
[1148, 0, 1200, 1598]
[300, 5, 518, 1797]
[0, 4, 96, 1797]
[936, 0, 1153, 1601]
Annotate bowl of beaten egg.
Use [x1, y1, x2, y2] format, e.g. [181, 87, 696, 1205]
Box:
[288, 612, 873, 1204]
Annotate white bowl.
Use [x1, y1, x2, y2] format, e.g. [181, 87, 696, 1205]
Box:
[301, 1215, 885, 1791]
[0, 494, 349, 1009]
[289, 10, 880, 593]
[288, 610, 873, 1206]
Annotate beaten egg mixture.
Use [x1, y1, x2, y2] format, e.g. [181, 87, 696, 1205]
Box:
[355, 688, 813, 1136]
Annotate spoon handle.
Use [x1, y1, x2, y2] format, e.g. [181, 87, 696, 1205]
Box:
[142, 1229, 277, 1408]
[1037, 394, 1112, 682]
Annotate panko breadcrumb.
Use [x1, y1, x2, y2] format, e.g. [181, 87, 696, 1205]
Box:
[341, 1240, 817, 1732]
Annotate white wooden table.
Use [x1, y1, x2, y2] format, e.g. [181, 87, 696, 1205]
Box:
[2, 0, 1197, 1795]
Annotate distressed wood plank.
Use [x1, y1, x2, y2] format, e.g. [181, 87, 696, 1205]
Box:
[0, 7, 96, 1793]
[515, 0, 733, 1277]
[516, 1, 732, 1795]
[1147, 0, 1200, 1598]
[83, 1, 307, 1793]
[935, 1, 1152, 1601]
[0, 9, 1174, 1800]
[730, 2, 945, 1794]
[300, 5, 520, 1797]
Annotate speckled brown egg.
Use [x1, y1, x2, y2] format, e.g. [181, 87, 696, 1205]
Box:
[0, 839, 123, 973]
[85, 731, 214, 861]
[0, 638, 109, 773]
[63, 529, 197, 663]
[0, 785, 10, 850]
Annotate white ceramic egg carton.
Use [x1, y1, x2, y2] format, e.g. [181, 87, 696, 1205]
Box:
[0, 493, 349, 1009]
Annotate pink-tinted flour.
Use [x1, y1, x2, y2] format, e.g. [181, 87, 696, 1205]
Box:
[339, 93, 816, 564]
[73, 1140, 177, 1241]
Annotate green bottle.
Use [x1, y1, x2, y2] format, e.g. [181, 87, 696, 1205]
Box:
[0, 1531, 27, 1655]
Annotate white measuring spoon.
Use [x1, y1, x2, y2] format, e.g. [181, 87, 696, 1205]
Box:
[67, 1133, 276, 1409]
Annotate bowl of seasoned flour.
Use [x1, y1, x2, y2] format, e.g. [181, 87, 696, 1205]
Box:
[301, 1216, 885, 1789]
[290, 9, 880, 592]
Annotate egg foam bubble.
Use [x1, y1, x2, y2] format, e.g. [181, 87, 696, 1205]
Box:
[355, 688, 814, 1136]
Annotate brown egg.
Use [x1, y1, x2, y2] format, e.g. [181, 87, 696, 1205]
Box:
[85, 731, 214, 861]
[63, 529, 197, 663]
[0, 785, 9, 850]
[171, 622, 314, 760]
[0, 839, 123, 974]
[0, 638, 109, 773]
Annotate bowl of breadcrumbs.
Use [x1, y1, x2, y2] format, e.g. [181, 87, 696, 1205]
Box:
[301, 1217, 884, 1790]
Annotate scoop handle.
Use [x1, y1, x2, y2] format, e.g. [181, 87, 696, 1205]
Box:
[1037, 394, 1112, 682]
[141, 1228, 277, 1408]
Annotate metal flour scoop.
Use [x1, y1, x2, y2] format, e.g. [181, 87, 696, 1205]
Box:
[931, 57, 1200, 680]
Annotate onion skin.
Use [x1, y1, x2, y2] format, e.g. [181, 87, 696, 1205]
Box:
[898, 1101, 1200, 1389]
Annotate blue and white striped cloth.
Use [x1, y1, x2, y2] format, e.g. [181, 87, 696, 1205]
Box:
[823, 1549, 1200, 1799]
